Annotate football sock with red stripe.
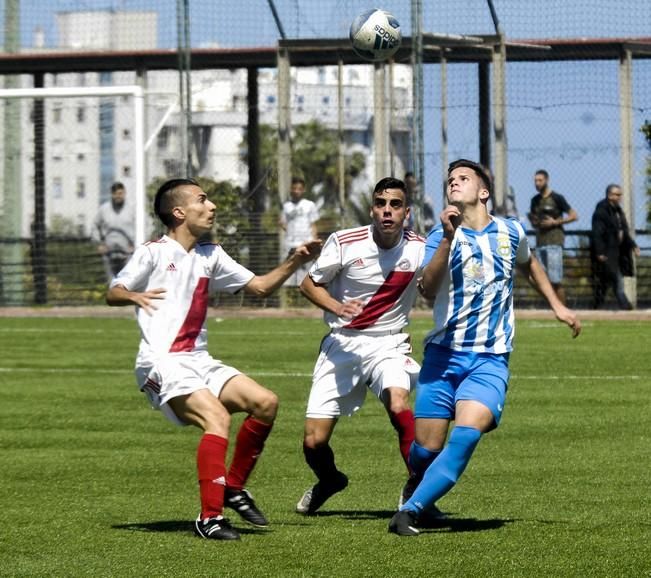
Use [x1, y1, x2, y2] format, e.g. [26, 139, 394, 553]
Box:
[303, 443, 339, 481]
[197, 433, 228, 519]
[226, 416, 273, 490]
[390, 409, 416, 472]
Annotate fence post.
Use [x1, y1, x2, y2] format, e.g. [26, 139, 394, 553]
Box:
[373, 62, 389, 182]
[277, 46, 291, 306]
[492, 34, 508, 214]
[619, 48, 637, 307]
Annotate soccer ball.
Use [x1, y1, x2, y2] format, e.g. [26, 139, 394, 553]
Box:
[349, 8, 401, 62]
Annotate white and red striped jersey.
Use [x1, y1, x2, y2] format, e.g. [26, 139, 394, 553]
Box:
[308, 225, 425, 334]
[110, 235, 254, 367]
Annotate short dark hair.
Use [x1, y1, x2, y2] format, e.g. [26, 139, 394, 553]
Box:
[154, 178, 198, 227]
[373, 177, 409, 205]
[605, 183, 621, 197]
[448, 159, 492, 196]
[291, 176, 305, 186]
[535, 169, 549, 180]
[110, 181, 125, 193]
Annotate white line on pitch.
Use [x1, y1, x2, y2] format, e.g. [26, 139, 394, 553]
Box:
[0, 367, 645, 380]
[0, 328, 316, 336]
[0, 367, 312, 377]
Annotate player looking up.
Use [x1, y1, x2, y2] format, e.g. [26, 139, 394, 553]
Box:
[389, 159, 581, 536]
[106, 178, 321, 540]
[295, 177, 426, 515]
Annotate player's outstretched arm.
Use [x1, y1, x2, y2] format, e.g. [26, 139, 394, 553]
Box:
[106, 284, 166, 316]
[244, 240, 322, 298]
[518, 256, 581, 338]
[300, 275, 363, 320]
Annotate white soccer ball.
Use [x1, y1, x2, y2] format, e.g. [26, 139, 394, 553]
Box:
[349, 8, 401, 62]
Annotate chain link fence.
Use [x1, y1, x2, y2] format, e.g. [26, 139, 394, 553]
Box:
[0, 1, 649, 307]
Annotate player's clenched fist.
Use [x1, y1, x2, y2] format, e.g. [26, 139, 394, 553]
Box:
[440, 205, 461, 240]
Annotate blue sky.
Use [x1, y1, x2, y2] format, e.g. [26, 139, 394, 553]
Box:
[4, 0, 651, 232]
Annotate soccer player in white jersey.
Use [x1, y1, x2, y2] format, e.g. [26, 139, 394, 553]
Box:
[389, 159, 581, 536]
[106, 178, 320, 541]
[295, 177, 425, 515]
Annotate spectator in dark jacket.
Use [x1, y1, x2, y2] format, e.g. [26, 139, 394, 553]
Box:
[591, 184, 640, 310]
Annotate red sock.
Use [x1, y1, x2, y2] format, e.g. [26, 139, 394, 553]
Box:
[226, 417, 273, 491]
[197, 433, 228, 519]
[390, 409, 415, 473]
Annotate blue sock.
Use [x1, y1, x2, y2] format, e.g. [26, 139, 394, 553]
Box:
[409, 441, 440, 479]
[401, 426, 482, 514]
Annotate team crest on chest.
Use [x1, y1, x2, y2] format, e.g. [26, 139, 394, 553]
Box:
[396, 258, 412, 271]
[497, 233, 511, 258]
[463, 257, 485, 293]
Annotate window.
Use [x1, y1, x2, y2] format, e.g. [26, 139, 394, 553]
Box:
[51, 139, 63, 162]
[164, 159, 182, 176]
[266, 95, 275, 104]
[122, 128, 131, 140]
[76, 176, 86, 199]
[52, 177, 63, 200]
[122, 166, 131, 177]
[77, 153, 85, 161]
[52, 105, 62, 124]
[76, 214, 86, 236]
[322, 96, 330, 105]
[76, 104, 86, 123]
[157, 127, 169, 150]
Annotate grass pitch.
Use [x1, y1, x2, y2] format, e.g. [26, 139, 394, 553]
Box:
[1, 314, 650, 577]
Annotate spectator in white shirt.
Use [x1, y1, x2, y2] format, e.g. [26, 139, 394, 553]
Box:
[280, 177, 319, 286]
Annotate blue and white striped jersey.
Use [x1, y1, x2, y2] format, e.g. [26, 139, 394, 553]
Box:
[423, 216, 530, 353]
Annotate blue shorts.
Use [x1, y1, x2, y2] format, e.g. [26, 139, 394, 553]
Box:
[536, 244, 563, 285]
[414, 344, 510, 427]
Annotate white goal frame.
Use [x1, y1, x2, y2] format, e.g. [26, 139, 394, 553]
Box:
[0, 85, 146, 244]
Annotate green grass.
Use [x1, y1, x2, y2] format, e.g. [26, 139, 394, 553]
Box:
[1, 315, 651, 577]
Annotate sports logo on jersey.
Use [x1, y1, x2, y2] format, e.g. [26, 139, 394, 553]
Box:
[463, 257, 485, 293]
[166, 262, 177, 272]
[352, 258, 365, 267]
[497, 233, 511, 258]
[397, 258, 412, 271]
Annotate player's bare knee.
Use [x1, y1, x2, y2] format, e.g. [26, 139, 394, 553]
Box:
[304, 432, 328, 449]
[385, 388, 410, 414]
[251, 390, 278, 422]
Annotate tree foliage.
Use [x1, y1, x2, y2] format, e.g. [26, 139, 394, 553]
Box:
[242, 120, 366, 214]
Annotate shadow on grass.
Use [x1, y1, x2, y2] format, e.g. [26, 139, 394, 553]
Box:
[112, 520, 268, 536]
[306, 509, 395, 521]
[287, 510, 517, 534]
[419, 517, 516, 533]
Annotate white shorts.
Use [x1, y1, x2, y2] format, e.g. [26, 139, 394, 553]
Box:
[306, 330, 420, 418]
[135, 351, 241, 426]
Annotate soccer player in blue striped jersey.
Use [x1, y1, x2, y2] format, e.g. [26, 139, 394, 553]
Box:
[389, 159, 581, 536]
